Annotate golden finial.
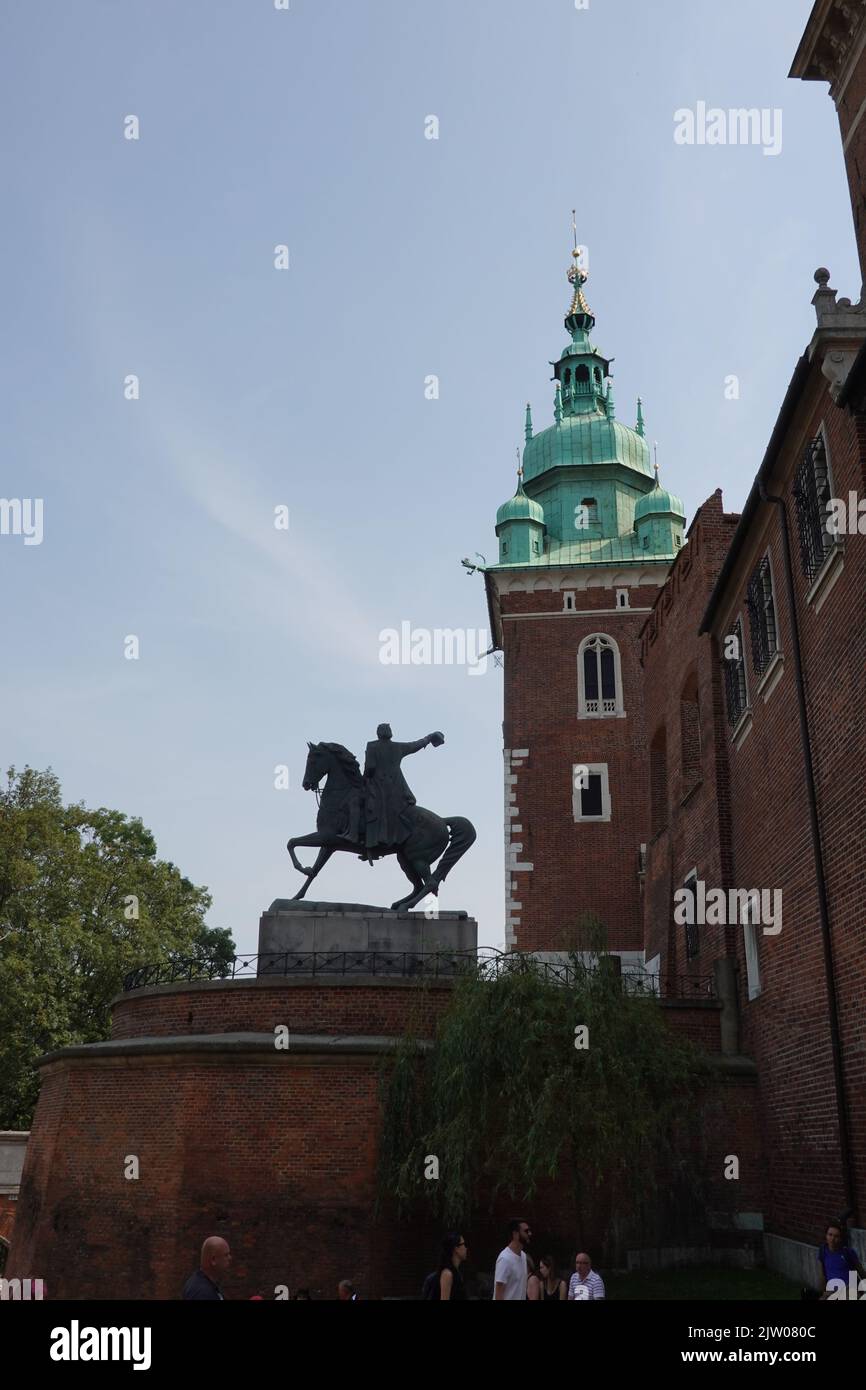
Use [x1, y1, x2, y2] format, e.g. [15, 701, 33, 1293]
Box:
[567, 211, 590, 315]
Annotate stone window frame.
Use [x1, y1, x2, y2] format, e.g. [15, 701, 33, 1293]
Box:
[794, 420, 846, 612]
[572, 762, 611, 823]
[743, 893, 762, 1002]
[746, 550, 779, 677]
[723, 614, 751, 740]
[577, 632, 626, 719]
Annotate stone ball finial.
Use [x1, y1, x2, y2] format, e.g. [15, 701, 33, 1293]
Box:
[814, 267, 831, 287]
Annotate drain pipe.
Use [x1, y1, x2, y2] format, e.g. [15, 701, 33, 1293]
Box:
[758, 479, 857, 1222]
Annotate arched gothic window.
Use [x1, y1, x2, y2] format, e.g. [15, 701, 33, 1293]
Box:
[578, 633, 624, 718]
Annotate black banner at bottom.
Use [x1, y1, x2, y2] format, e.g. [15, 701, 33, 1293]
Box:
[0, 1299, 860, 1376]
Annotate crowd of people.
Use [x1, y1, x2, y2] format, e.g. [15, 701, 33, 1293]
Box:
[180, 1218, 863, 1300]
[180, 1221, 606, 1301]
[424, 1219, 605, 1301]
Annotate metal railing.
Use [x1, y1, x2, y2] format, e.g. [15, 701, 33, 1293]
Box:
[123, 950, 486, 991]
[122, 950, 715, 998]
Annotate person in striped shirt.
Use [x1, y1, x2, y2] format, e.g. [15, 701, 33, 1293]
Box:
[568, 1252, 605, 1300]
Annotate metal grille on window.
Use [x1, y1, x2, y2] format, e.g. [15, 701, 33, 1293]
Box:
[746, 557, 777, 676]
[724, 620, 747, 727]
[793, 436, 833, 582]
[683, 880, 700, 961]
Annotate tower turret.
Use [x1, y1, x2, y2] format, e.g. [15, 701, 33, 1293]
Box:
[495, 456, 546, 564]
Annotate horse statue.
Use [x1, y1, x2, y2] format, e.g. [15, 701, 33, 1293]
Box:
[287, 736, 476, 911]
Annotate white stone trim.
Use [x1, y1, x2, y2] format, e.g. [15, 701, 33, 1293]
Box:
[504, 607, 653, 621]
[807, 541, 845, 613]
[494, 563, 670, 596]
[743, 896, 762, 1002]
[503, 748, 533, 948]
[757, 649, 784, 703]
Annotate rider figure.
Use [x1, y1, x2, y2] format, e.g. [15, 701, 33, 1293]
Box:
[362, 724, 444, 861]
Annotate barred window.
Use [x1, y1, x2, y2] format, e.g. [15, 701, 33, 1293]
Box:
[793, 435, 834, 583]
[746, 556, 778, 676]
[581, 497, 599, 524]
[724, 619, 748, 727]
[682, 872, 700, 962]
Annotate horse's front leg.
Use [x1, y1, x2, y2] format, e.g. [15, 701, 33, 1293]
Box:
[289, 844, 334, 900]
[287, 832, 327, 876]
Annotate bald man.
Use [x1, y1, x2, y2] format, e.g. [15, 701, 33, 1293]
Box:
[182, 1237, 232, 1300]
[568, 1252, 605, 1301]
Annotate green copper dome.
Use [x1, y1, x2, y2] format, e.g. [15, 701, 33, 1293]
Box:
[485, 237, 686, 572]
[496, 479, 545, 527]
[523, 410, 652, 483]
[634, 482, 685, 522]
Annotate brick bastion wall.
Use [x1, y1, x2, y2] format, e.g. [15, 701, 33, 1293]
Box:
[8, 975, 764, 1299]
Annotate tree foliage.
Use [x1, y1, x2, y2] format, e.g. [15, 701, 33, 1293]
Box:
[0, 766, 232, 1128]
[378, 922, 711, 1244]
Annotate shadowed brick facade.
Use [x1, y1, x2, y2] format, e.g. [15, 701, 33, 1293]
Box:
[8, 978, 455, 1301]
[481, 0, 866, 1277]
[7, 973, 762, 1298]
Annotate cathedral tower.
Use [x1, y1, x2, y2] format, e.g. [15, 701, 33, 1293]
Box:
[482, 247, 685, 953]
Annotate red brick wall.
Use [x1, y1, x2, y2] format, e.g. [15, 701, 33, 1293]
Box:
[640, 495, 740, 985]
[8, 973, 762, 1298]
[660, 1000, 723, 1052]
[111, 979, 454, 1042]
[8, 1050, 414, 1300]
[501, 581, 661, 952]
[637, 434, 866, 1243]
[730, 392, 864, 1239]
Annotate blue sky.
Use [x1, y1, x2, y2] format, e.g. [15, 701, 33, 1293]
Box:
[1, 0, 858, 955]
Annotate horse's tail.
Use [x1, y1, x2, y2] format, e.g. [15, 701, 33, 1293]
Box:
[433, 816, 477, 885]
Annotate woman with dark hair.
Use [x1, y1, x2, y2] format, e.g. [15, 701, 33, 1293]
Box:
[438, 1232, 469, 1300]
[538, 1255, 566, 1301]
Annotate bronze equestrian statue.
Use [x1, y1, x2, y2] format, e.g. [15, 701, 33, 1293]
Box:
[287, 725, 476, 911]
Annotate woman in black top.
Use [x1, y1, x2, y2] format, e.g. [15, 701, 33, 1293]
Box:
[538, 1255, 567, 1301]
[439, 1232, 469, 1300]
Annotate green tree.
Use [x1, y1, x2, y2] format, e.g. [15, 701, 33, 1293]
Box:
[378, 920, 712, 1248]
[0, 766, 232, 1128]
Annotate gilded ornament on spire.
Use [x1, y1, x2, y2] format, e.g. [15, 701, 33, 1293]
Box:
[566, 213, 592, 318]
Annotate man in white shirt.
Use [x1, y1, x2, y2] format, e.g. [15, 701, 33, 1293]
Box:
[568, 1252, 605, 1300]
[493, 1218, 532, 1300]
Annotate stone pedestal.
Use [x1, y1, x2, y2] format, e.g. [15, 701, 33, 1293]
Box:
[257, 899, 477, 975]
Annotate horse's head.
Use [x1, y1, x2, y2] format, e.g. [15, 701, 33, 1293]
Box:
[302, 741, 327, 791]
[302, 741, 362, 793]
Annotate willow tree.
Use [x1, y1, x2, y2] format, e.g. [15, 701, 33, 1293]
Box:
[378, 921, 712, 1248]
